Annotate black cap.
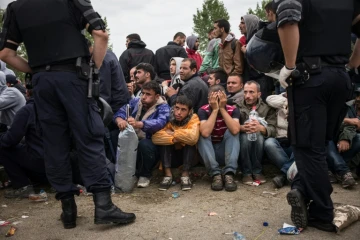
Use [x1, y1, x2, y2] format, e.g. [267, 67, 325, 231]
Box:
[5, 74, 18, 85]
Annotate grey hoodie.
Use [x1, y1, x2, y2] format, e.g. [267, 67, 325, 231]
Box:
[0, 71, 26, 126]
[0, 60, 15, 76]
[242, 14, 260, 42]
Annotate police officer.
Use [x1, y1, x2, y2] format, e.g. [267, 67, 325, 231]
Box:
[0, 0, 135, 229]
[273, 0, 360, 232]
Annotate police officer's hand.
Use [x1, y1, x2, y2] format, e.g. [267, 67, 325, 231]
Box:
[279, 66, 295, 89]
[116, 117, 127, 131]
[337, 140, 350, 153]
[209, 92, 219, 110]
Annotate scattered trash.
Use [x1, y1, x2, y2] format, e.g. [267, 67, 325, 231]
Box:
[263, 222, 269, 226]
[5, 226, 16, 237]
[262, 191, 278, 197]
[181, 215, 185, 218]
[77, 185, 93, 196]
[333, 203, 360, 232]
[172, 192, 179, 199]
[2, 205, 7, 208]
[208, 212, 217, 216]
[247, 180, 261, 186]
[278, 223, 300, 235]
[29, 189, 48, 202]
[233, 231, 246, 240]
[0, 221, 10, 226]
[21, 216, 29, 219]
[171, 181, 176, 186]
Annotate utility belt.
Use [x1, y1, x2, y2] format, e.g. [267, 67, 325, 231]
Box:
[290, 57, 346, 86]
[30, 57, 100, 99]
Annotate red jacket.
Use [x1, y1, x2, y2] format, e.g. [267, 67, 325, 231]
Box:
[186, 48, 203, 70]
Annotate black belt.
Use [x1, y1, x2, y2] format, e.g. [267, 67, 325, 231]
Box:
[32, 64, 77, 74]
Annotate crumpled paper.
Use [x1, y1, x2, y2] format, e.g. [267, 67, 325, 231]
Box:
[333, 203, 360, 231]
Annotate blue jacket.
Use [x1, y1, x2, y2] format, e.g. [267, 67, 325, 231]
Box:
[0, 98, 43, 160]
[113, 97, 170, 139]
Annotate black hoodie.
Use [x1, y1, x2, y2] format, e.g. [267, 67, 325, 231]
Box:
[119, 40, 155, 82]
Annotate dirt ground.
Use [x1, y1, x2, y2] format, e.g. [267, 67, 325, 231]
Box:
[0, 168, 359, 240]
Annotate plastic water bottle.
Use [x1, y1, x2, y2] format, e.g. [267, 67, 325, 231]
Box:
[233, 232, 246, 240]
[247, 106, 258, 141]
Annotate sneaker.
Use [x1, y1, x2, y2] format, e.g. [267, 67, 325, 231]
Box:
[4, 185, 35, 199]
[159, 176, 172, 191]
[242, 174, 253, 185]
[253, 174, 267, 183]
[338, 172, 356, 188]
[286, 189, 308, 229]
[180, 177, 192, 191]
[211, 175, 223, 191]
[137, 177, 150, 188]
[328, 171, 337, 183]
[224, 174, 237, 192]
[272, 174, 286, 188]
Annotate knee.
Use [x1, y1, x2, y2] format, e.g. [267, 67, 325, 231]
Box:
[138, 139, 154, 152]
[264, 138, 277, 150]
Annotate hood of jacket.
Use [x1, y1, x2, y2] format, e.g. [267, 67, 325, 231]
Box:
[186, 34, 198, 50]
[170, 57, 185, 87]
[0, 71, 7, 94]
[0, 60, 15, 76]
[128, 39, 147, 49]
[242, 14, 260, 42]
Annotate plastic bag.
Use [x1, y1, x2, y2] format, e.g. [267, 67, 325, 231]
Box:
[287, 162, 297, 182]
[114, 124, 138, 192]
[333, 204, 360, 231]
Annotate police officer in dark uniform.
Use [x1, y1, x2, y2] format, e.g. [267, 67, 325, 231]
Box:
[0, 0, 135, 229]
[272, 0, 360, 232]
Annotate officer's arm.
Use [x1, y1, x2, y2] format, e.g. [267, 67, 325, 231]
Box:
[0, 3, 31, 73]
[275, 0, 302, 69]
[72, 0, 108, 68]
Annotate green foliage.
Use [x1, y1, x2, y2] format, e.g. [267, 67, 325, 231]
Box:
[84, 17, 113, 51]
[192, 0, 229, 51]
[247, 0, 271, 21]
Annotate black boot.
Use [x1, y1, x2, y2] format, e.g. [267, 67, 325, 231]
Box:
[93, 191, 136, 224]
[60, 197, 77, 229]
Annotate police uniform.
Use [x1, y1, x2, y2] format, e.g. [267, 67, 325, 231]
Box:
[0, 0, 135, 228]
[273, 0, 360, 232]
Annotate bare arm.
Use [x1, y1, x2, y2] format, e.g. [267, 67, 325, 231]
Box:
[0, 42, 31, 73]
[199, 110, 218, 138]
[220, 108, 240, 135]
[89, 26, 109, 68]
[278, 23, 299, 69]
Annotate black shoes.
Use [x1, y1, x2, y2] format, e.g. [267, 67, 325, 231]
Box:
[60, 197, 77, 229]
[272, 174, 286, 188]
[287, 189, 308, 229]
[224, 174, 237, 192]
[93, 191, 136, 224]
[308, 218, 338, 232]
[211, 175, 224, 191]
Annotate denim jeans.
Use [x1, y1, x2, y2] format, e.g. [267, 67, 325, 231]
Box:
[341, 133, 360, 162]
[136, 139, 159, 178]
[160, 145, 196, 171]
[239, 133, 264, 175]
[326, 141, 350, 176]
[264, 137, 295, 175]
[198, 130, 240, 177]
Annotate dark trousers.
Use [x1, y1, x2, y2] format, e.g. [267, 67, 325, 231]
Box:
[160, 145, 196, 171]
[33, 72, 110, 198]
[104, 121, 120, 164]
[290, 67, 351, 222]
[0, 144, 47, 188]
[136, 139, 159, 178]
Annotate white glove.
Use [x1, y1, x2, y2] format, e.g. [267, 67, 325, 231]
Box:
[279, 66, 295, 89]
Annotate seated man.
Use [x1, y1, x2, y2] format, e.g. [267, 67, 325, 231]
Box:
[207, 68, 228, 88]
[226, 74, 244, 106]
[237, 81, 276, 184]
[198, 85, 241, 191]
[113, 81, 170, 188]
[166, 58, 208, 113]
[264, 93, 295, 188]
[0, 88, 47, 198]
[152, 96, 200, 191]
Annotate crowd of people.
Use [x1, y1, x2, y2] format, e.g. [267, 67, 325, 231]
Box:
[0, 0, 360, 233]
